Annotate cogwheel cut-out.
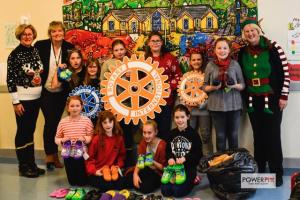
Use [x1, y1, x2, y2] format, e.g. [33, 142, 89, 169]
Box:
[70, 85, 103, 118]
[100, 54, 170, 125]
[177, 71, 208, 106]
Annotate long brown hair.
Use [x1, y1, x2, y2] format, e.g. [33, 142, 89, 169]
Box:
[67, 49, 84, 88]
[83, 58, 100, 85]
[95, 111, 123, 148]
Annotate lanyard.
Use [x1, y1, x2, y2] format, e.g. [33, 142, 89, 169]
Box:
[51, 43, 62, 67]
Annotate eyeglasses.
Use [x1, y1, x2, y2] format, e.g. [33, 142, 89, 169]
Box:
[150, 40, 162, 44]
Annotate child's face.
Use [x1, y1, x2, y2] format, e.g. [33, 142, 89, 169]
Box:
[215, 41, 230, 61]
[148, 35, 163, 53]
[69, 52, 82, 71]
[143, 124, 157, 143]
[67, 99, 82, 116]
[113, 44, 126, 60]
[87, 63, 98, 77]
[102, 118, 114, 134]
[174, 110, 190, 130]
[190, 54, 203, 71]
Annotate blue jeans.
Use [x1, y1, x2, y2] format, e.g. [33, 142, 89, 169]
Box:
[210, 110, 241, 152]
[190, 115, 213, 156]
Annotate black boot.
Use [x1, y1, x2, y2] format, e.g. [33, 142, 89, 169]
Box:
[31, 163, 46, 175]
[19, 164, 39, 178]
[276, 174, 283, 187]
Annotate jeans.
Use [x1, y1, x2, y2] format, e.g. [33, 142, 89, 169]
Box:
[190, 114, 213, 156]
[210, 110, 241, 152]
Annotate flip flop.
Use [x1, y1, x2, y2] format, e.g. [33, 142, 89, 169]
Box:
[65, 188, 77, 200]
[99, 193, 112, 200]
[102, 165, 112, 182]
[49, 188, 69, 198]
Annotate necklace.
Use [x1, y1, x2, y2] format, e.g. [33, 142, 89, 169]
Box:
[51, 42, 62, 67]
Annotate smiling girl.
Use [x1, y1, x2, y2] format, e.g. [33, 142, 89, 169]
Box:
[204, 37, 245, 152]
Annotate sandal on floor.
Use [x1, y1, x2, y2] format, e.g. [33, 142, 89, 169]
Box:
[99, 193, 112, 200]
[49, 187, 69, 198]
[111, 193, 126, 200]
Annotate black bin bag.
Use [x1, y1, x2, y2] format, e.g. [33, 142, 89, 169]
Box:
[199, 148, 258, 200]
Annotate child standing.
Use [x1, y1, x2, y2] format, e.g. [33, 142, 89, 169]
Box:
[51, 49, 85, 90]
[133, 120, 166, 194]
[186, 51, 213, 156]
[204, 38, 245, 152]
[83, 58, 101, 125]
[55, 96, 93, 186]
[85, 110, 127, 192]
[161, 104, 202, 198]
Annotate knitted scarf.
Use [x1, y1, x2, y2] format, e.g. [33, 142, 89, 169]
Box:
[214, 58, 231, 88]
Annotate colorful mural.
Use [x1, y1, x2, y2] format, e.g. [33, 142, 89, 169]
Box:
[63, 0, 257, 60]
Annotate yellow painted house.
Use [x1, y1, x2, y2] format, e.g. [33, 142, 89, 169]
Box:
[102, 5, 218, 36]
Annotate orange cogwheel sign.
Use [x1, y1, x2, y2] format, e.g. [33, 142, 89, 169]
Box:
[177, 71, 208, 106]
[100, 54, 170, 125]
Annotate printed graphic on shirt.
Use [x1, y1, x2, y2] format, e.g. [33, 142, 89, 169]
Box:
[21, 61, 43, 86]
[171, 136, 191, 158]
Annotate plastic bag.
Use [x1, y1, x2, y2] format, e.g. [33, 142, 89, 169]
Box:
[199, 148, 258, 200]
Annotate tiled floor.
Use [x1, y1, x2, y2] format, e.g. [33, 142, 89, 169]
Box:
[0, 162, 295, 200]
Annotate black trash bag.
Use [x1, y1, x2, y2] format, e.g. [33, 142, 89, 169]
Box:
[290, 173, 300, 200]
[199, 148, 258, 200]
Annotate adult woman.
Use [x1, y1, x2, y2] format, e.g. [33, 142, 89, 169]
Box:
[35, 21, 74, 170]
[238, 19, 290, 186]
[7, 24, 45, 177]
[145, 31, 182, 141]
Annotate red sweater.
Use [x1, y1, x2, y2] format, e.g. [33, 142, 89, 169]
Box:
[85, 134, 126, 176]
[152, 53, 182, 105]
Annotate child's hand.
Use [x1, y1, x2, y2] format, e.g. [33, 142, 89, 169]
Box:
[133, 172, 141, 188]
[176, 157, 186, 164]
[77, 136, 86, 143]
[58, 63, 67, 69]
[168, 158, 176, 165]
[95, 169, 102, 176]
[61, 137, 71, 143]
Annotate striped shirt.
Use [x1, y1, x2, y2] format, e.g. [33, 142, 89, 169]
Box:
[56, 115, 94, 139]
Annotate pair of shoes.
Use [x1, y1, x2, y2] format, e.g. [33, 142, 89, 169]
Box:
[161, 164, 186, 185]
[19, 164, 39, 178]
[49, 187, 69, 198]
[102, 165, 119, 181]
[71, 140, 84, 159]
[137, 152, 154, 169]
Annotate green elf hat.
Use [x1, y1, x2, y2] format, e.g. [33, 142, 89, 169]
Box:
[241, 18, 258, 29]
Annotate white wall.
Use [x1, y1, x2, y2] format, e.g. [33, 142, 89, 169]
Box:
[258, 0, 300, 158]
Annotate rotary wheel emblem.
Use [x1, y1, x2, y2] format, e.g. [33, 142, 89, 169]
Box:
[69, 85, 103, 118]
[177, 71, 208, 106]
[101, 54, 170, 125]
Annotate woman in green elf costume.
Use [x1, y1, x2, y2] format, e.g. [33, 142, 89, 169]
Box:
[238, 18, 290, 187]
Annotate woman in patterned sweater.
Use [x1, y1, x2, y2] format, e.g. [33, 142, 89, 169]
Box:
[7, 24, 45, 178]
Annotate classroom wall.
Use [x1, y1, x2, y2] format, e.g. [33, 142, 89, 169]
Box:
[0, 0, 299, 159]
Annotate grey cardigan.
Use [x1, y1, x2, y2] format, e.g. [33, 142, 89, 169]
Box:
[204, 60, 245, 112]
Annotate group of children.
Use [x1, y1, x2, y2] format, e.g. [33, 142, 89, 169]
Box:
[53, 32, 246, 197]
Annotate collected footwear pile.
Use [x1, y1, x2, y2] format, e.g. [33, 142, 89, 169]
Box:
[49, 188, 167, 200]
[161, 164, 186, 185]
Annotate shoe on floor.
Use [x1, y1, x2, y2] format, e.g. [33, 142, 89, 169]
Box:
[31, 163, 45, 175]
[71, 188, 86, 200]
[19, 164, 39, 178]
